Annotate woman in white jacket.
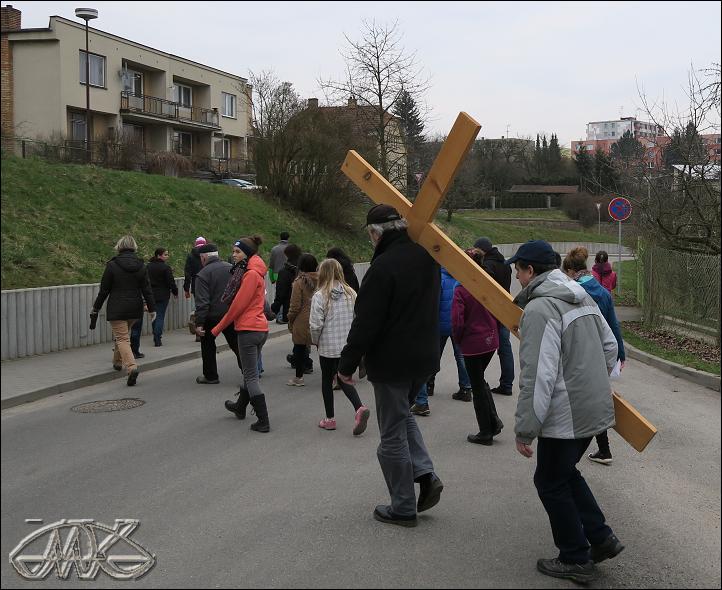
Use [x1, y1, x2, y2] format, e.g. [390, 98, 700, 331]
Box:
[310, 258, 370, 435]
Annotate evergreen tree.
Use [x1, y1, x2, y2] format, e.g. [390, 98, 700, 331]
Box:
[548, 133, 562, 177]
[593, 149, 618, 194]
[610, 129, 644, 171]
[574, 145, 594, 192]
[393, 89, 426, 197]
[663, 122, 707, 168]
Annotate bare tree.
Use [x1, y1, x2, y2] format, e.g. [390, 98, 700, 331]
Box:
[319, 20, 429, 190]
[634, 63, 721, 254]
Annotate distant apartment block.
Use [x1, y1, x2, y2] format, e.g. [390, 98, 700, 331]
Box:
[1, 5, 252, 168]
[571, 116, 720, 168]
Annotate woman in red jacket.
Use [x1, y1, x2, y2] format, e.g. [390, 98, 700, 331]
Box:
[452, 249, 502, 446]
[592, 250, 617, 293]
[212, 236, 271, 433]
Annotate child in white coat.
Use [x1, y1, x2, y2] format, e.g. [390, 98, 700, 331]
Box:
[310, 258, 370, 435]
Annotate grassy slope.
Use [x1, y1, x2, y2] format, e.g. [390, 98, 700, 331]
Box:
[2, 156, 626, 289]
[1, 156, 374, 289]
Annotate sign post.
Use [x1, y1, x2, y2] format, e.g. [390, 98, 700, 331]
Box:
[607, 196, 632, 296]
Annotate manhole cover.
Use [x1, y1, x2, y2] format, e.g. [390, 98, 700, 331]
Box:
[71, 398, 146, 413]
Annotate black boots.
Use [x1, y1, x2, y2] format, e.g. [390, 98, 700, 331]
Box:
[224, 387, 250, 420]
[249, 394, 270, 433]
[470, 382, 503, 444]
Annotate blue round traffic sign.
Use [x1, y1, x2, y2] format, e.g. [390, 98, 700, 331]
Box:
[608, 196, 632, 222]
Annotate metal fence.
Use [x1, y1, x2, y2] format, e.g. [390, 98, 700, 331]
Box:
[638, 241, 721, 343]
[1, 264, 373, 361]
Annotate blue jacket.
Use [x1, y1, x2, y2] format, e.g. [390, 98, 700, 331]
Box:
[578, 275, 625, 362]
[439, 267, 459, 337]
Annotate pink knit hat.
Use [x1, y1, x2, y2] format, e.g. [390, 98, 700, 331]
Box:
[195, 236, 207, 247]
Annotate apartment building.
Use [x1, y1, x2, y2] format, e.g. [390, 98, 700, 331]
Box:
[571, 115, 721, 168]
[1, 6, 252, 167]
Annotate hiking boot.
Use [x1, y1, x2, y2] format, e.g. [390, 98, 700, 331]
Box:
[467, 433, 493, 446]
[318, 418, 337, 430]
[491, 386, 513, 396]
[276, 317, 288, 324]
[590, 534, 625, 563]
[536, 558, 598, 584]
[225, 387, 250, 420]
[353, 406, 371, 436]
[417, 473, 443, 513]
[303, 367, 314, 375]
[452, 387, 472, 402]
[410, 403, 431, 416]
[196, 376, 220, 384]
[373, 505, 417, 528]
[249, 394, 270, 433]
[494, 416, 504, 436]
[133, 352, 145, 359]
[112, 363, 122, 371]
[588, 450, 613, 465]
[126, 368, 139, 386]
[426, 381, 435, 397]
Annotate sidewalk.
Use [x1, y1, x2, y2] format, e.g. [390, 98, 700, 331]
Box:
[0, 321, 290, 409]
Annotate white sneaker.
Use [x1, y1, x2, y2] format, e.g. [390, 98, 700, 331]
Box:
[287, 377, 305, 387]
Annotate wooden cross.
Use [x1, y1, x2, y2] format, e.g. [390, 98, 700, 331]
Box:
[341, 112, 657, 452]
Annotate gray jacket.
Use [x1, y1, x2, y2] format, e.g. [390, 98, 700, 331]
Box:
[269, 240, 289, 274]
[514, 269, 618, 444]
[194, 257, 233, 325]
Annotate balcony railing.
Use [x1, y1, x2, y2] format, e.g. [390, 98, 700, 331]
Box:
[120, 91, 219, 128]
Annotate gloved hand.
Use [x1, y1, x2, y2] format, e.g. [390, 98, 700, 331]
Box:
[149, 312, 157, 323]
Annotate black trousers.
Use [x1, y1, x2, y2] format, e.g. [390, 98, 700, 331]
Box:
[535, 437, 613, 563]
[463, 352, 499, 435]
[201, 317, 241, 380]
[319, 356, 362, 418]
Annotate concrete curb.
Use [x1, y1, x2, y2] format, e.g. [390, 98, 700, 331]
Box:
[625, 343, 720, 392]
[0, 330, 290, 410]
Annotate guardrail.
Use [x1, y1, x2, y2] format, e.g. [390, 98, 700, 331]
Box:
[0, 246, 625, 362]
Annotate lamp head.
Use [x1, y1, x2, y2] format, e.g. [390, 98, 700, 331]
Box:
[75, 7, 98, 21]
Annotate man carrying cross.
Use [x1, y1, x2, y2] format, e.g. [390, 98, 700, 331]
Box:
[338, 204, 444, 528]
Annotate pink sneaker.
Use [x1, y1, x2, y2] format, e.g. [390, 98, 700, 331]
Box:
[318, 418, 336, 430]
[353, 406, 371, 436]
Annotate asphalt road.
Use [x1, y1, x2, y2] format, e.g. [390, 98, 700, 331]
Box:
[1, 332, 720, 589]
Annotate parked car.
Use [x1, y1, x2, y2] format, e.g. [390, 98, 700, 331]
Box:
[214, 178, 262, 190]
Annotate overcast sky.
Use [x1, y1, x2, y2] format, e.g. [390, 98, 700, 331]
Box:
[5, 1, 721, 147]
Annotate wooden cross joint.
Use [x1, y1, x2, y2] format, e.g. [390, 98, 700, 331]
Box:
[342, 112, 522, 336]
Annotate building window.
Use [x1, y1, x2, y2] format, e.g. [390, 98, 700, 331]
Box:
[173, 84, 192, 107]
[79, 51, 106, 87]
[173, 131, 192, 156]
[122, 123, 144, 147]
[222, 93, 236, 118]
[214, 138, 231, 158]
[69, 112, 87, 142]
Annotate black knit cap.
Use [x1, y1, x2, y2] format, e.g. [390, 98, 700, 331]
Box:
[197, 243, 218, 254]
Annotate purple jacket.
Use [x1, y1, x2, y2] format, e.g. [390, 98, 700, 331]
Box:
[451, 284, 499, 356]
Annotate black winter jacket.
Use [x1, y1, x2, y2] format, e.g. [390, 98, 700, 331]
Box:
[271, 261, 298, 314]
[194, 258, 234, 325]
[147, 258, 178, 303]
[338, 229, 440, 382]
[482, 247, 512, 293]
[183, 247, 203, 294]
[93, 250, 155, 321]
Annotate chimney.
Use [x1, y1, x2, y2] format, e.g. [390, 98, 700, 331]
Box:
[1, 5, 22, 31]
[347, 97, 357, 107]
[307, 97, 318, 109]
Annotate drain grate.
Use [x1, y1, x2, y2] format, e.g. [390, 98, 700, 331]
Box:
[71, 398, 146, 413]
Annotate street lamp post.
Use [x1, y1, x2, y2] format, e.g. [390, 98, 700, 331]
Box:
[596, 202, 601, 234]
[75, 8, 98, 163]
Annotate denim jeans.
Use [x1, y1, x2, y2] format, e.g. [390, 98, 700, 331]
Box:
[534, 437, 613, 564]
[415, 383, 428, 406]
[497, 322, 515, 390]
[152, 300, 169, 344]
[425, 334, 471, 395]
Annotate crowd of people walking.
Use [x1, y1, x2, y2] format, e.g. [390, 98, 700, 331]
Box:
[91, 205, 626, 583]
